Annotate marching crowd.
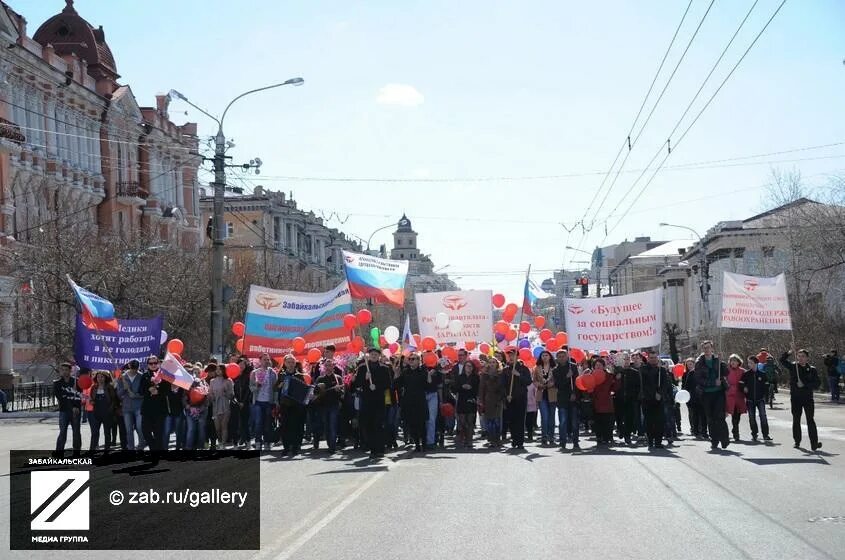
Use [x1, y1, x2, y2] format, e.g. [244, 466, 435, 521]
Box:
[52, 342, 839, 459]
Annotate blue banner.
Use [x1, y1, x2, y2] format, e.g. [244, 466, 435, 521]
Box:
[74, 315, 163, 370]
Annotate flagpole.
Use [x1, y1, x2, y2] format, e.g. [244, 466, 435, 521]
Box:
[509, 265, 531, 399]
[67, 275, 120, 373]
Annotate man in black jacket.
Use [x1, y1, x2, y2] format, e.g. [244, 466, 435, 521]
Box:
[504, 348, 532, 450]
[742, 356, 772, 442]
[823, 350, 840, 402]
[140, 356, 170, 453]
[616, 352, 642, 446]
[355, 348, 392, 458]
[780, 349, 822, 450]
[53, 362, 82, 457]
[553, 350, 581, 450]
[640, 350, 672, 449]
[693, 341, 730, 450]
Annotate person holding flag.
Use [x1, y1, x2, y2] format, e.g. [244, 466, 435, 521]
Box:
[780, 348, 822, 451]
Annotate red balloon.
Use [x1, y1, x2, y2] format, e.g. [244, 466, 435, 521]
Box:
[307, 348, 323, 363]
[534, 316, 546, 329]
[421, 336, 437, 352]
[389, 342, 400, 353]
[77, 374, 92, 390]
[348, 336, 364, 353]
[356, 309, 372, 326]
[199, 370, 208, 380]
[519, 321, 531, 334]
[167, 339, 184, 354]
[581, 374, 596, 392]
[189, 385, 208, 405]
[756, 351, 770, 363]
[518, 348, 532, 362]
[546, 339, 560, 352]
[231, 321, 245, 337]
[378, 335, 388, 348]
[442, 346, 458, 362]
[505, 329, 517, 342]
[423, 352, 438, 368]
[502, 310, 516, 323]
[113, 369, 121, 379]
[439, 402, 455, 418]
[479, 343, 491, 355]
[292, 337, 306, 354]
[492, 293, 506, 308]
[555, 332, 568, 346]
[303, 373, 312, 385]
[225, 363, 240, 380]
[504, 303, 518, 316]
[235, 338, 244, 353]
[599, 349, 609, 357]
[343, 314, 358, 330]
[495, 321, 510, 335]
[592, 370, 607, 386]
[539, 329, 553, 343]
[464, 341, 477, 351]
[575, 376, 587, 391]
[569, 348, 586, 363]
[524, 358, 537, 369]
[673, 363, 686, 379]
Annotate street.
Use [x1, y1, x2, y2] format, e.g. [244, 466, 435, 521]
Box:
[2, 399, 844, 560]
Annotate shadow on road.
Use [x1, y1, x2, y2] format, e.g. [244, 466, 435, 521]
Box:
[743, 457, 829, 466]
[311, 465, 389, 475]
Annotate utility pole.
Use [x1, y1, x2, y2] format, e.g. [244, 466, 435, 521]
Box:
[169, 77, 304, 360]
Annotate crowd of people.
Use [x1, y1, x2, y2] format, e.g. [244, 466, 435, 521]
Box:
[52, 341, 835, 459]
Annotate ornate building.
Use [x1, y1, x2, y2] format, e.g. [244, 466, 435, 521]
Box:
[0, 1, 202, 384]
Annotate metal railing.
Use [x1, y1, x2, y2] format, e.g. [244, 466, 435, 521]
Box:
[3, 382, 55, 412]
[0, 117, 25, 144]
[115, 181, 145, 199]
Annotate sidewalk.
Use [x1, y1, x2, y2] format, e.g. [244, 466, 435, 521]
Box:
[0, 411, 58, 420]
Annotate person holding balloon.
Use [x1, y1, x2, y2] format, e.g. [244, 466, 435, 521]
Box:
[532, 350, 557, 446]
[553, 349, 581, 450]
[590, 358, 617, 446]
[184, 374, 210, 450]
[394, 353, 434, 452]
[249, 353, 278, 451]
[312, 347, 345, 454]
[725, 354, 748, 443]
[276, 355, 308, 456]
[455, 359, 480, 448]
[209, 362, 235, 449]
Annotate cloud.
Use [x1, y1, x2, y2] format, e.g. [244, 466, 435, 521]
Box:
[376, 84, 425, 107]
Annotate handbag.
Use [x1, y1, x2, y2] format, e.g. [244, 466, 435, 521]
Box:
[547, 386, 558, 403]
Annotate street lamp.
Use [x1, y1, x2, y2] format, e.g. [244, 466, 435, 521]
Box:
[365, 222, 398, 254]
[659, 222, 710, 323]
[169, 78, 304, 360]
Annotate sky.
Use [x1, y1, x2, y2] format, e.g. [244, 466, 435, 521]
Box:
[15, 0, 845, 301]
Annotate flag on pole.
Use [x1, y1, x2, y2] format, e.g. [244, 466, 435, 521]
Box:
[522, 277, 552, 316]
[67, 275, 119, 331]
[401, 314, 416, 351]
[342, 250, 409, 308]
[159, 352, 195, 390]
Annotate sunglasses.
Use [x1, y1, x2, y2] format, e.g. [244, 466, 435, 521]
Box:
[148, 361, 160, 365]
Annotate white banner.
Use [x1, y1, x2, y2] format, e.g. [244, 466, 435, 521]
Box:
[415, 290, 493, 344]
[563, 288, 663, 349]
[720, 272, 792, 330]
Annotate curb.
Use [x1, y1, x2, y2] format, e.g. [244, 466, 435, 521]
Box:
[0, 411, 58, 420]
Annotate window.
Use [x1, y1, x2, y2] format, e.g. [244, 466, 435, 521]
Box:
[762, 246, 775, 258]
[225, 222, 234, 238]
[397, 239, 402, 246]
[400, 253, 404, 258]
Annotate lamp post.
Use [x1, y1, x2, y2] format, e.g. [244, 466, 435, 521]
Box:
[567, 245, 603, 297]
[659, 222, 710, 323]
[169, 78, 304, 359]
[364, 222, 399, 256]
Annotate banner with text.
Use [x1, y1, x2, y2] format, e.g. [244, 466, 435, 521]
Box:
[563, 288, 662, 349]
[720, 271, 792, 330]
[415, 290, 493, 344]
[243, 280, 353, 356]
[74, 315, 162, 370]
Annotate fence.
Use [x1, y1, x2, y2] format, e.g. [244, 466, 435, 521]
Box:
[3, 382, 55, 412]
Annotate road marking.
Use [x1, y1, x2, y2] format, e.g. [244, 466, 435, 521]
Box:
[266, 470, 386, 560]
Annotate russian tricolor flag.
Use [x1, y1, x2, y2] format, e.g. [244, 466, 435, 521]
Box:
[342, 250, 409, 308]
[523, 277, 553, 317]
[159, 352, 195, 390]
[67, 275, 119, 331]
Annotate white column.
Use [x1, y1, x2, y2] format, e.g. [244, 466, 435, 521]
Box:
[93, 122, 102, 176]
[176, 165, 184, 208]
[87, 122, 95, 173]
[56, 107, 67, 162]
[45, 98, 57, 158]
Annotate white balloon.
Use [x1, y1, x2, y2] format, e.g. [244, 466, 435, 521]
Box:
[383, 325, 400, 345]
[160, 330, 168, 346]
[675, 389, 691, 404]
[449, 319, 463, 332]
[435, 312, 449, 329]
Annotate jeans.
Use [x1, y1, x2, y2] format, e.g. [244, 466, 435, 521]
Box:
[123, 409, 145, 451]
[56, 409, 81, 454]
[746, 399, 769, 438]
[251, 401, 274, 445]
[484, 416, 502, 443]
[830, 376, 841, 401]
[664, 401, 677, 439]
[185, 409, 208, 450]
[791, 394, 818, 447]
[88, 412, 113, 452]
[557, 403, 580, 445]
[320, 406, 340, 451]
[385, 403, 400, 445]
[538, 399, 556, 441]
[164, 414, 186, 450]
[425, 392, 438, 445]
[700, 391, 729, 447]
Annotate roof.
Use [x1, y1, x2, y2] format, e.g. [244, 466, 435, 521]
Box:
[629, 239, 692, 260]
[32, 0, 118, 81]
[742, 197, 818, 224]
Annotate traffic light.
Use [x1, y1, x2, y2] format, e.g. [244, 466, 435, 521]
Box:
[580, 277, 589, 297]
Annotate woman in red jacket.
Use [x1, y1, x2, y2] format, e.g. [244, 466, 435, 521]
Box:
[726, 354, 748, 442]
[591, 358, 618, 446]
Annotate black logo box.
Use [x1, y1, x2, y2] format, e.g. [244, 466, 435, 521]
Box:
[9, 451, 260, 550]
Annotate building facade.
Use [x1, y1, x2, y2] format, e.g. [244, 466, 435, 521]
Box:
[0, 1, 202, 385]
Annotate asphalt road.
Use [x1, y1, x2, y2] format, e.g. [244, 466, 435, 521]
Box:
[2, 397, 844, 560]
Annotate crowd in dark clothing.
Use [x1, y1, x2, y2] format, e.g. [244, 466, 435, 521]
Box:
[52, 343, 828, 458]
